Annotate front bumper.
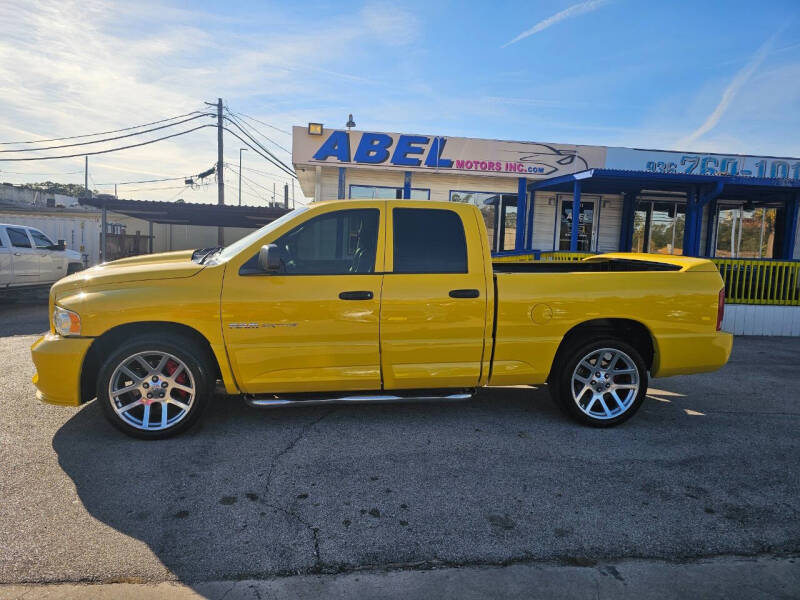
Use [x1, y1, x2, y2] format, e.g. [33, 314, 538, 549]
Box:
[31, 333, 93, 407]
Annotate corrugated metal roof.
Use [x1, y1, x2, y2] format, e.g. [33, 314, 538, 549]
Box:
[78, 197, 290, 227]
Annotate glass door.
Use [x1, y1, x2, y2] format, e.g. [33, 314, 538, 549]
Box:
[450, 192, 518, 253]
[558, 196, 597, 251]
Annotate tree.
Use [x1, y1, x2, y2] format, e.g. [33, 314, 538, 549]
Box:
[15, 181, 95, 197]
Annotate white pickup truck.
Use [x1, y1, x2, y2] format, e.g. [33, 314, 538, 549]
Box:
[0, 224, 84, 295]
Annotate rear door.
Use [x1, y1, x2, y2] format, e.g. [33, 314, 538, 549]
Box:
[5, 227, 38, 285]
[380, 203, 489, 390]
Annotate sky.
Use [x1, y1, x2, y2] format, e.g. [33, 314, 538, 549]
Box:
[0, 0, 798, 205]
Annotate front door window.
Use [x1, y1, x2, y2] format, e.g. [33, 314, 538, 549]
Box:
[558, 198, 596, 251]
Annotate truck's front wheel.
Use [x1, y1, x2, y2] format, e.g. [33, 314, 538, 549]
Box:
[551, 338, 647, 427]
[97, 336, 213, 439]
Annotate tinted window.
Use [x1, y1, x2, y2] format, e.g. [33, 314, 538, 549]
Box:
[29, 229, 54, 248]
[7, 228, 31, 248]
[242, 209, 379, 275]
[393, 208, 467, 273]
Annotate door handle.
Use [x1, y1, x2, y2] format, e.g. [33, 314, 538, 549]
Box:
[13, 252, 21, 256]
[339, 290, 374, 300]
[449, 289, 480, 298]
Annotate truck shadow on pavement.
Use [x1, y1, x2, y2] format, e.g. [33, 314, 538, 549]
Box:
[52, 378, 799, 594]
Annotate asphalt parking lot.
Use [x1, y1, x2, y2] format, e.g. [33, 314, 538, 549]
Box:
[0, 302, 799, 596]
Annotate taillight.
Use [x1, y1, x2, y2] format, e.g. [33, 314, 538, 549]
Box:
[717, 287, 725, 331]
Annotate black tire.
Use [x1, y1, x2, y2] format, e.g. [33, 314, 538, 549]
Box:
[97, 334, 213, 439]
[67, 263, 84, 275]
[550, 337, 647, 428]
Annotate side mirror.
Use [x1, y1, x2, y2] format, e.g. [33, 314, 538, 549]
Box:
[56, 239, 66, 251]
[258, 244, 281, 272]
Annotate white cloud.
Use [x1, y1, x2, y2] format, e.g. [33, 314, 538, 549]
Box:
[501, 0, 609, 48]
[0, 0, 420, 204]
[677, 31, 779, 149]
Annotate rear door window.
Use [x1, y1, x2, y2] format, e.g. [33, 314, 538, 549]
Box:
[392, 208, 468, 273]
[7, 227, 32, 248]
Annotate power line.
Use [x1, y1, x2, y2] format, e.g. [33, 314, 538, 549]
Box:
[225, 164, 273, 195]
[224, 162, 294, 185]
[224, 108, 291, 154]
[222, 118, 294, 175]
[0, 110, 208, 145]
[222, 126, 296, 178]
[226, 178, 266, 204]
[96, 176, 187, 186]
[116, 184, 194, 193]
[226, 109, 291, 136]
[0, 169, 84, 176]
[0, 124, 212, 162]
[222, 117, 293, 171]
[0, 113, 212, 153]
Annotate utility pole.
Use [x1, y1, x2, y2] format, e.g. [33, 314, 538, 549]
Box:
[291, 180, 295, 208]
[272, 183, 276, 205]
[215, 98, 224, 245]
[114, 184, 117, 198]
[284, 183, 289, 209]
[84, 156, 88, 194]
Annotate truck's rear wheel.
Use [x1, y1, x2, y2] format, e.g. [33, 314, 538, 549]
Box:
[551, 338, 647, 427]
[97, 336, 213, 439]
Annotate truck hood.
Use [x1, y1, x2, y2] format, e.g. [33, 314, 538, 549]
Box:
[52, 250, 205, 298]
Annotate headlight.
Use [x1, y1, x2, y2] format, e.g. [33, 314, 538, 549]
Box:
[53, 306, 81, 337]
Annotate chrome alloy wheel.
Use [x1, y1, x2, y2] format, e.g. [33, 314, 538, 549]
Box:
[571, 347, 640, 420]
[108, 351, 196, 432]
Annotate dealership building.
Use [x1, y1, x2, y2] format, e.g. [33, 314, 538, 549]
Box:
[293, 125, 800, 335]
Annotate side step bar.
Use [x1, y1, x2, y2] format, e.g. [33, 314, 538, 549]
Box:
[244, 391, 474, 408]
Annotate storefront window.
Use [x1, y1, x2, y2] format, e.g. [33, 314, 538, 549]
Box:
[631, 199, 685, 255]
[450, 191, 517, 252]
[715, 204, 777, 259]
[349, 185, 429, 200]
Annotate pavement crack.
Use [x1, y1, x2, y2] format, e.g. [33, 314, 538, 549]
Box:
[264, 501, 324, 571]
[263, 408, 336, 497]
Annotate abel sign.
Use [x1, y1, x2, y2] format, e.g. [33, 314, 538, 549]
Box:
[293, 127, 607, 179]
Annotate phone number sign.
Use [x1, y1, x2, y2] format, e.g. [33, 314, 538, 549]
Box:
[606, 147, 800, 180]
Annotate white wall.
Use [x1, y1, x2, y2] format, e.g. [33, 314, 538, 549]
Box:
[0, 210, 101, 265]
[108, 213, 256, 253]
[0, 185, 80, 208]
[722, 305, 800, 336]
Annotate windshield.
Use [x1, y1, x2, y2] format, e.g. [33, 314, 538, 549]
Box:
[208, 206, 308, 264]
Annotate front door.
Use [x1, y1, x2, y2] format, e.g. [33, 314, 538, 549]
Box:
[558, 197, 597, 251]
[380, 204, 489, 390]
[5, 227, 38, 284]
[221, 204, 385, 394]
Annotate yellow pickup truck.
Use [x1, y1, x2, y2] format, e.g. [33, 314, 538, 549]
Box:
[31, 199, 732, 439]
